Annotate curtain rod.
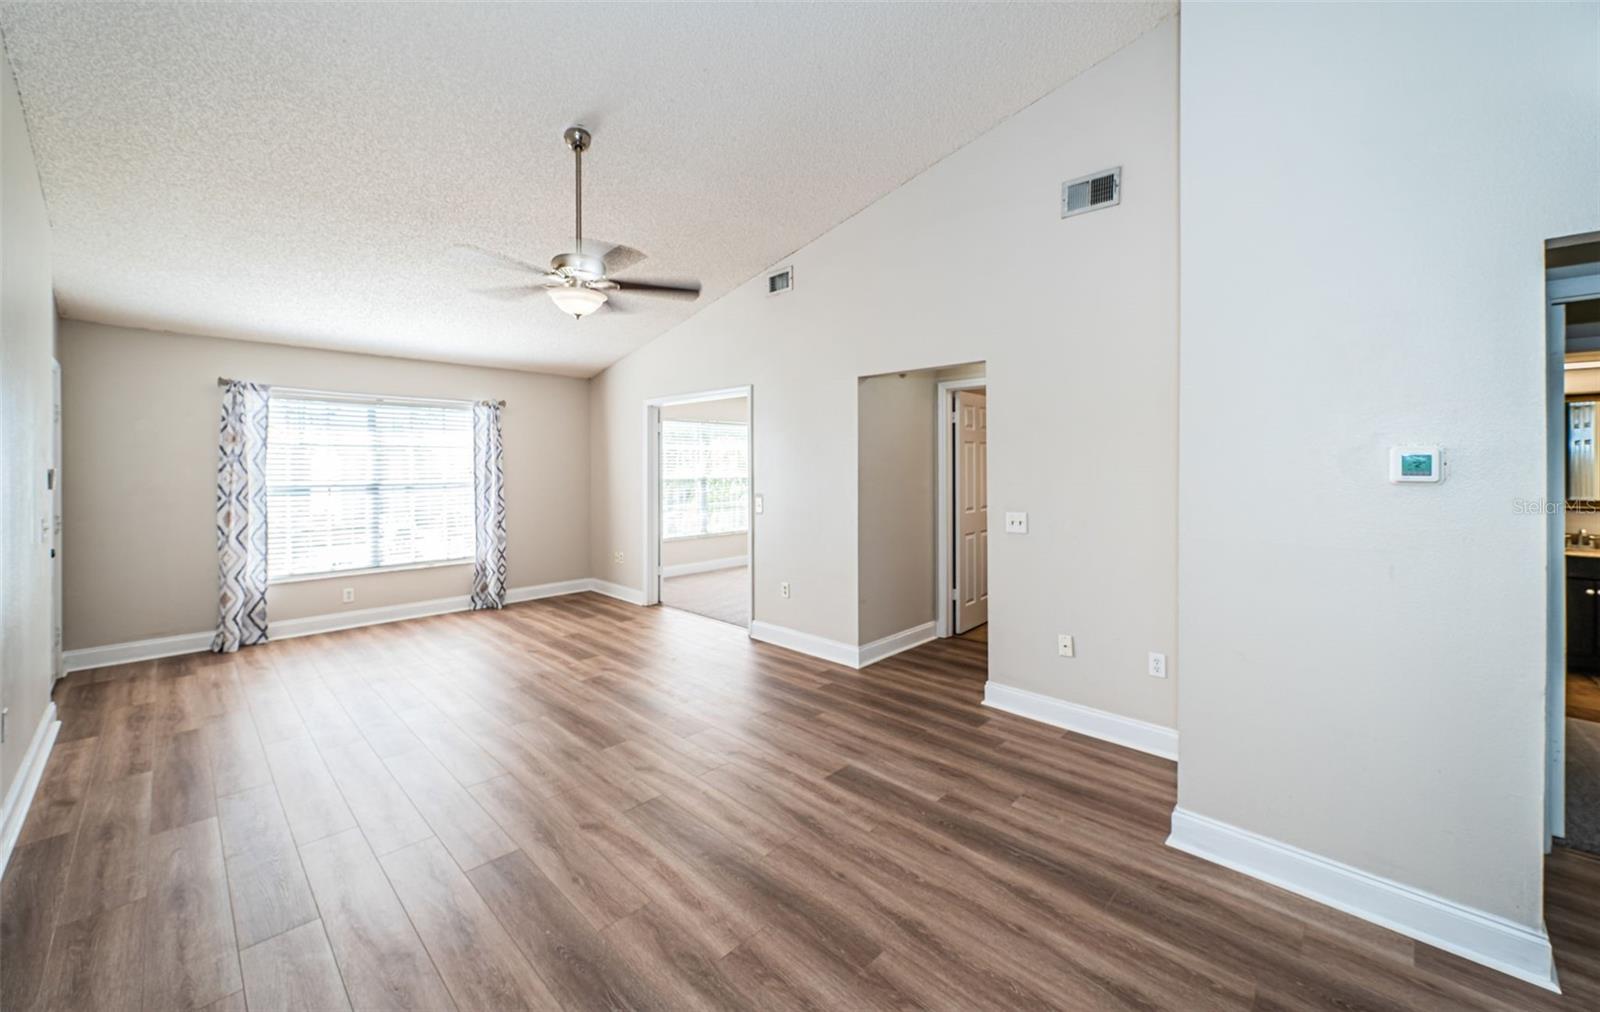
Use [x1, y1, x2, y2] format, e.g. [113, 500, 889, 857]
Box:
[217, 377, 504, 407]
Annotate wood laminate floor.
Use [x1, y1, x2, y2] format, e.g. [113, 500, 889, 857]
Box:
[1570, 672, 1600, 724]
[4, 593, 1598, 1011]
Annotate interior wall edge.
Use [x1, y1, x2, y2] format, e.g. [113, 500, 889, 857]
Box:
[0, 702, 60, 877]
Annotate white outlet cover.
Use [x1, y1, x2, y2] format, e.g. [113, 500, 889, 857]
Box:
[1148, 652, 1167, 678]
[754, 494, 765, 515]
[1058, 634, 1074, 658]
[1005, 511, 1028, 534]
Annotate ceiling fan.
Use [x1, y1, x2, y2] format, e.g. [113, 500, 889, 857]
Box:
[451, 126, 701, 319]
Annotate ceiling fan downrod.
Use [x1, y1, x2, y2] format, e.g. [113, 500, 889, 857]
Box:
[563, 125, 590, 251]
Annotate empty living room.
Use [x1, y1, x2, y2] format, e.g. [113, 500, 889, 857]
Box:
[3, 2, 1599, 1010]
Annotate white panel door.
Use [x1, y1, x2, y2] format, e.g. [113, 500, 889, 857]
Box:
[954, 390, 988, 633]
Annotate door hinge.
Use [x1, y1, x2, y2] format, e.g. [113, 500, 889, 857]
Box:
[951, 586, 959, 602]
[1, 707, 8, 745]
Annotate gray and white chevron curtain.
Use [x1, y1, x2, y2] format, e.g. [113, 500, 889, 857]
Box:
[471, 400, 508, 610]
[212, 381, 271, 652]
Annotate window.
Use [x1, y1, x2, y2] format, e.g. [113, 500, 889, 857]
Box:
[266, 394, 474, 581]
[661, 419, 748, 540]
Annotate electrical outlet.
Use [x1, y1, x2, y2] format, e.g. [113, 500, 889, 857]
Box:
[1058, 634, 1074, 658]
[780, 581, 791, 599]
[1005, 512, 1028, 534]
[612, 550, 624, 564]
[1148, 652, 1168, 678]
[342, 588, 355, 604]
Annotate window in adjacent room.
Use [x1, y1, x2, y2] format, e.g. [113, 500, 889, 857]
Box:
[266, 393, 475, 581]
[660, 419, 749, 540]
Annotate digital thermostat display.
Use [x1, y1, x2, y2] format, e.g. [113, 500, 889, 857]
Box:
[1390, 446, 1443, 484]
[1400, 454, 1433, 477]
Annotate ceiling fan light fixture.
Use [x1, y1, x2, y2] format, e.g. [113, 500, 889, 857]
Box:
[548, 285, 607, 319]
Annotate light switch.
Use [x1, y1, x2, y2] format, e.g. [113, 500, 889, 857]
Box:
[754, 494, 764, 515]
[1005, 512, 1028, 534]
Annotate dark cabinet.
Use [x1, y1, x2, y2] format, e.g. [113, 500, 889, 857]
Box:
[1570, 577, 1600, 672]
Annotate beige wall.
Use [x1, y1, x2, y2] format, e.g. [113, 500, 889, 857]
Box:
[59, 322, 591, 649]
[589, 19, 1178, 727]
[1179, 2, 1600, 928]
[662, 533, 746, 569]
[857, 369, 941, 643]
[1, 56, 58, 802]
[660, 396, 747, 424]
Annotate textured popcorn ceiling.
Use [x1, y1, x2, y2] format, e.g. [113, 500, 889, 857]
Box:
[0, 2, 1172, 377]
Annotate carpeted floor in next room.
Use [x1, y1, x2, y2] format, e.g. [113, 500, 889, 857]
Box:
[660, 565, 749, 628]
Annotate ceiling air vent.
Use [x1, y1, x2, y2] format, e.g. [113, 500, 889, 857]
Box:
[767, 265, 794, 296]
[1061, 167, 1121, 219]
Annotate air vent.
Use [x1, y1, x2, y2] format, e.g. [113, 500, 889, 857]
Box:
[767, 265, 794, 296]
[1061, 167, 1121, 219]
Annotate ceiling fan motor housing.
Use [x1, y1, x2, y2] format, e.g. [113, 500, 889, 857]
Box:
[550, 251, 605, 281]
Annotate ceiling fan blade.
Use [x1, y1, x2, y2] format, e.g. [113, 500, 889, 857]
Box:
[448, 243, 547, 275]
[472, 284, 547, 301]
[579, 239, 647, 275]
[607, 278, 701, 301]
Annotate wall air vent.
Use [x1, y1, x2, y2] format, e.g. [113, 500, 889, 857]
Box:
[767, 265, 794, 296]
[1061, 167, 1121, 219]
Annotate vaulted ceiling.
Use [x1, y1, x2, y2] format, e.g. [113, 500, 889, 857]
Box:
[1, 2, 1172, 376]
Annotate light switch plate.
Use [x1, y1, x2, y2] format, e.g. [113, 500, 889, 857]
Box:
[754, 494, 764, 515]
[1058, 634, 1074, 658]
[1005, 512, 1028, 534]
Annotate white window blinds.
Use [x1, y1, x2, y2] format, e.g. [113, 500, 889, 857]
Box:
[266, 395, 475, 580]
[661, 419, 748, 540]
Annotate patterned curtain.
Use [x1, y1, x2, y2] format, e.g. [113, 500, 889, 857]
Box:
[471, 400, 508, 610]
[212, 381, 271, 652]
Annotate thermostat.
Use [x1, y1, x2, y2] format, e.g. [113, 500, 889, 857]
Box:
[1389, 446, 1443, 483]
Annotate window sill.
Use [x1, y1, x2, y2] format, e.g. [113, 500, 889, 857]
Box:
[269, 557, 474, 586]
[661, 531, 749, 543]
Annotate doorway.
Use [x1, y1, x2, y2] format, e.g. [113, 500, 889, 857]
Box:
[853, 363, 987, 650]
[1552, 237, 1600, 855]
[643, 388, 752, 629]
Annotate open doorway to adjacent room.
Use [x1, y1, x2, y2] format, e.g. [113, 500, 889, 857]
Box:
[1552, 233, 1600, 857]
[856, 362, 986, 667]
[644, 388, 752, 629]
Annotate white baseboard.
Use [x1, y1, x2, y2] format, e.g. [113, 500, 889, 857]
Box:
[63, 630, 216, 671]
[857, 621, 938, 667]
[0, 702, 60, 875]
[750, 620, 858, 667]
[63, 577, 609, 672]
[586, 579, 648, 606]
[982, 681, 1179, 761]
[661, 555, 748, 579]
[748, 619, 936, 669]
[1166, 807, 1559, 993]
